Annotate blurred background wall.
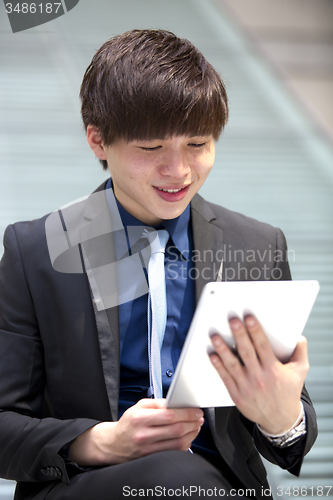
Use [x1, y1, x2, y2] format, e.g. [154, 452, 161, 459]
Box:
[218, 0, 333, 139]
[0, 0, 332, 498]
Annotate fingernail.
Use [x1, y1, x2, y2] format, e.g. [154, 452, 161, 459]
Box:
[246, 317, 256, 327]
[210, 355, 219, 365]
[230, 320, 241, 330]
[212, 335, 222, 346]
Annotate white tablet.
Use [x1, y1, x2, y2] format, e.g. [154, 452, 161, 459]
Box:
[165, 280, 320, 409]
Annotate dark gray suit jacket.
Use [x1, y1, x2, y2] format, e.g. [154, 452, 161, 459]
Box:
[0, 184, 317, 500]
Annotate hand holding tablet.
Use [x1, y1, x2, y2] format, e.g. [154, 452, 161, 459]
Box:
[166, 280, 319, 408]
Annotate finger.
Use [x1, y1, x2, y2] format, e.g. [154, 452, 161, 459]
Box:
[290, 336, 310, 373]
[243, 315, 277, 367]
[136, 399, 203, 420]
[132, 401, 203, 427]
[229, 318, 260, 368]
[171, 407, 204, 422]
[159, 418, 204, 450]
[142, 426, 202, 456]
[210, 333, 247, 382]
[210, 335, 246, 401]
[135, 398, 166, 409]
[210, 353, 239, 403]
[179, 427, 203, 451]
[290, 336, 308, 362]
[131, 416, 204, 457]
[147, 417, 204, 444]
[160, 399, 204, 422]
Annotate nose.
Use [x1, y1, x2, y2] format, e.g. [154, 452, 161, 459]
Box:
[159, 150, 191, 178]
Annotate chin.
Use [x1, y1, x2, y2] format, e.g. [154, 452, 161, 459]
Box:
[153, 199, 189, 221]
[162, 210, 186, 221]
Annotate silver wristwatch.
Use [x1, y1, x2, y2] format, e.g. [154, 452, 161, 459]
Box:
[264, 418, 306, 448]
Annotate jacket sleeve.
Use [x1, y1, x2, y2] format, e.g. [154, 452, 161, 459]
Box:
[252, 227, 318, 475]
[0, 224, 100, 484]
[252, 386, 317, 476]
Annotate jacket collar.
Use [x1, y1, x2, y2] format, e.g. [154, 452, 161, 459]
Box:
[191, 194, 224, 303]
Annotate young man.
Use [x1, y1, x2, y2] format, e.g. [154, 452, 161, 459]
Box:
[0, 29, 317, 500]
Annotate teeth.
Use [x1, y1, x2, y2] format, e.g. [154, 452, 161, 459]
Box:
[158, 187, 183, 193]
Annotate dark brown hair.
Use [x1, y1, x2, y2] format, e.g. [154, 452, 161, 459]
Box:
[80, 29, 229, 170]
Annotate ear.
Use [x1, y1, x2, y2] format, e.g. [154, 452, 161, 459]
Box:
[86, 125, 108, 160]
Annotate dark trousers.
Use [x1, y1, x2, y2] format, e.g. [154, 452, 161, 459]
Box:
[45, 451, 247, 500]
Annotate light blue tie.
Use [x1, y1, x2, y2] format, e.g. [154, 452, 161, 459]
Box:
[146, 229, 169, 399]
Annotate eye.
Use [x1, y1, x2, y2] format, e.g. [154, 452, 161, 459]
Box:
[188, 142, 206, 148]
[139, 146, 162, 151]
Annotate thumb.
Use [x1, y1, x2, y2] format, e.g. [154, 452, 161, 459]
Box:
[135, 398, 166, 410]
[290, 336, 309, 370]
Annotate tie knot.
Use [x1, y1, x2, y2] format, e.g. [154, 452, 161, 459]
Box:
[145, 229, 169, 256]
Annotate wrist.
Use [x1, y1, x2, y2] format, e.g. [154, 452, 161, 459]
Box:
[257, 401, 303, 436]
[257, 403, 306, 448]
[69, 422, 116, 466]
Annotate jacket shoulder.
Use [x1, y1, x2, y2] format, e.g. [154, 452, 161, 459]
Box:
[4, 180, 108, 247]
[192, 194, 281, 240]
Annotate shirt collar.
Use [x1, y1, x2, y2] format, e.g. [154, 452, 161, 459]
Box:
[105, 177, 190, 259]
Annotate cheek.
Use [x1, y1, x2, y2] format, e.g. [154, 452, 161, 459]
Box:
[199, 161, 214, 181]
[132, 165, 154, 184]
[196, 149, 215, 177]
[124, 170, 150, 192]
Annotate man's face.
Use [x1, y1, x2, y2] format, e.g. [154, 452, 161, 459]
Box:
[104, 135, 215, 225]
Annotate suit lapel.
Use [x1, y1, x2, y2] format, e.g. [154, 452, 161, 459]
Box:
[78, 186, 121, 421]
[190, 194, 224, 303]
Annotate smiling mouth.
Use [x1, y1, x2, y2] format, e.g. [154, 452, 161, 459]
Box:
[155, 186, 188, 193]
